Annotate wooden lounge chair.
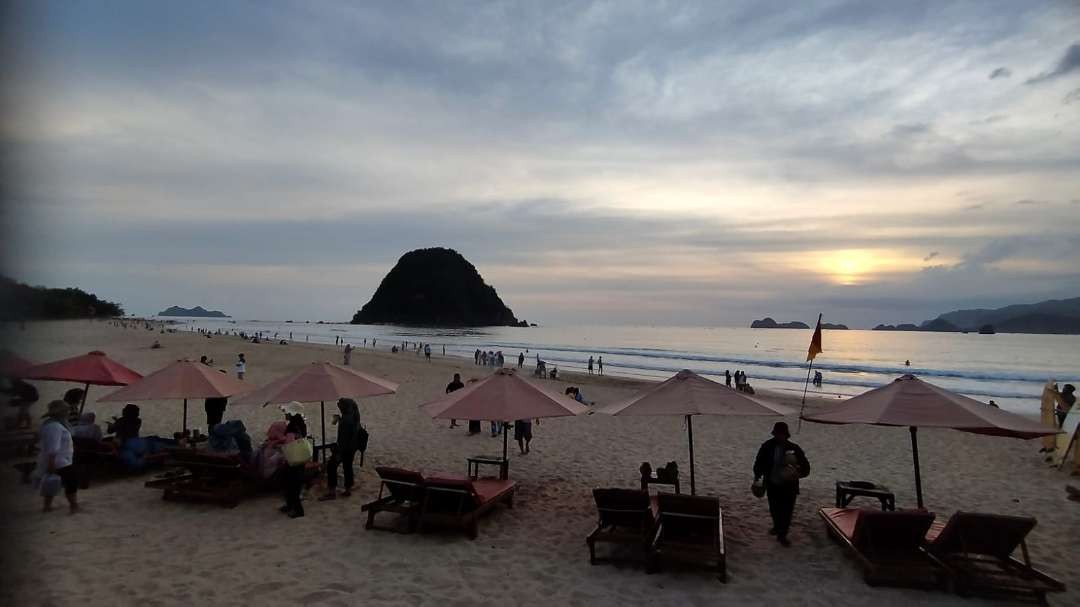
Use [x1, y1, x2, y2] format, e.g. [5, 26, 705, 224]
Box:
[586, 488, 656, 565]
[648, 492, 725, 581]
[924, 512, 1065, 604]
[361, 466, 428, 533]
[419, 475, 517, 540]
[819, 507, 943, 588]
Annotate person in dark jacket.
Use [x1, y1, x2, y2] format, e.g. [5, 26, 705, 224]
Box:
[319, 398, 360, 500]
[753, 422, 810, 546]
[446, 373, 464, 428]
[204, 396, 228, 434]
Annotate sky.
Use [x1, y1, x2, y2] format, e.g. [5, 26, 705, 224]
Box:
[2, 1, 1079, 328]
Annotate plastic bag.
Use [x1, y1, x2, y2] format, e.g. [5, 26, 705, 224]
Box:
[39, 473, 62, 497]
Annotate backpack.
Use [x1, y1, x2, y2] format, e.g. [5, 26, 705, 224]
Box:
[356, 423, 369, 453]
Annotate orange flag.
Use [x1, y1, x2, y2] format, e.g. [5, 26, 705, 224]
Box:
[806, 314, 823, 362]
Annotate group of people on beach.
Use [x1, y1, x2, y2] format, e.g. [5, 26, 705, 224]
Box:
[587, 356, 604, 375]
[724, 369, 753, 392]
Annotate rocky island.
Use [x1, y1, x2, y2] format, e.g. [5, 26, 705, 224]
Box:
[158, 306, 230, 318]
[750, 317, 810, 329]
[351, 247, 527, 327]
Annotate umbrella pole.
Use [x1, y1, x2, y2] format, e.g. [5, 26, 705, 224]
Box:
[687, 414, 696, 496]
[502, 421, 509, 480]
[182, 398, 188, 435]
[78, 382, 90, 415]
[321, 401, 327, 464]
[910, 426, 924, 509]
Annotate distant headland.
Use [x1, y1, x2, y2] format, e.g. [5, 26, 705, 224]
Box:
[874, 297, 1080, 334]
[0, 275, 123, 320]
[750, 317, 849, 330]
[351, 247, 528, 327]
[158, 306, 230, 318]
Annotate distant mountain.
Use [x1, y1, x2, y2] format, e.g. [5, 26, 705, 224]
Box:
[750, 317, 810, 329]
[919, 318, 961, 332]
[351, 248, 526, 327]
[873, 323, 921, 331]
[158, 306, 229, 318]
[930, 297, 1080, 334]
[0, 276, 124, 320]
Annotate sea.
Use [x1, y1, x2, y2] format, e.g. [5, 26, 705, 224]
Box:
[166, 318, 1080, 415]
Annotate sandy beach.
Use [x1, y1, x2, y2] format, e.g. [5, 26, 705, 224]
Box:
[2, 320, 1077, 606]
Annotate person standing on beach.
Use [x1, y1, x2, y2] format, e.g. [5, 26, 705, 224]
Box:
[235, 354, 246, 380]
[38, 400, 79, 514]
[62, 388, 85, 426]
[343, 343, 352, 366]
[281, 410, 308, 518]
[518, 352, 524, 368]
[597, 356, 603, 375]
[514, 419, 533, 454]
[424, 343, 431, 362]
[753, 422, 810, 547]
[446, 373, 464, 429]
[725, 370, 732, 387]
[1057, 384, 1076, 428]
[475, 349, 481, 365]
[588, 356, 594, 375]
[319, 398, 360, 501]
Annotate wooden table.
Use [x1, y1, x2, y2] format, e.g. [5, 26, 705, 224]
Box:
[467, 455, 508, 480]
[835, 481, 895, 511]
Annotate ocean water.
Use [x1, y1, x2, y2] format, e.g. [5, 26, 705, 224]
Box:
[169, 318, 1080, 415]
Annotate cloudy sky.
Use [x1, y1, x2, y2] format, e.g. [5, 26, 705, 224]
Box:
[3, 1, 1079, 327]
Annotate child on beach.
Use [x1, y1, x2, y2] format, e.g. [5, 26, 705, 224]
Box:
[235, 353, 246, 380]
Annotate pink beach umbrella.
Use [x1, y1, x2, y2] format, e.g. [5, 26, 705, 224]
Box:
[231, 361, 398, 462]
[22, 350, 143, 415]
[98, 360, 252, 434]
[801, 374, 1059, 508]
[420, 367, 588, 474]
[598, 369, 794, 495]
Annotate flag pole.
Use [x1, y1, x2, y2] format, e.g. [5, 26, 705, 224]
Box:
[797, 313, 823, 433]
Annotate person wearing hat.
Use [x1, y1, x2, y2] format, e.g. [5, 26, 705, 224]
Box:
[37, 400, 80, 513]
[753, 422, 810, 546]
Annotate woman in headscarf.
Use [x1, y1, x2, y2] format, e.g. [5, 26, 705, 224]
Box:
[37, 400, 79, 513]
[319, 398, 360, 501]
[280, 405, 308, 518]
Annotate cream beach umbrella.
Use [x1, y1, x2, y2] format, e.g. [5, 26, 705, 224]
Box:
[231, 361, 398, 462]
[598, 369, 794, 495]
[802, 374, 1058, 508]
[99, 360, 252, 434]
[420, 367, 588, 474]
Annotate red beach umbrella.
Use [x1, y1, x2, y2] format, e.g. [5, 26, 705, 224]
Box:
[599, 369, 794, 495]
[98, 360, 252, 433]
[0, 350, 36, 378]
[801, 374, 1059, 508]
[420, 367, 588, 472]
[231, 361, 398, 462]
[22, 350, 142, 415]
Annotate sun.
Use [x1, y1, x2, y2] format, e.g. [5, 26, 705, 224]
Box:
[818, 249, 879, 285]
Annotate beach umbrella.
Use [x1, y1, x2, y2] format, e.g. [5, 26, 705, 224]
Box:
[598, 369, 794, 495]
[98, 360, 252, 434]
[231, 361, 398, 462]
[420, 367, 588, 473]
[0, 350, 35, 378]
[801, 374, 1059, 508]
[22, 350, 142, 415]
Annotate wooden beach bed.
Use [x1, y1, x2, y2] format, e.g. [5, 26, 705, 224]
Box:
[418, 475, 517, 540]
[819, 507, 944, 588]
[586, 488, 657, 566]
[648, 492, 725, 582]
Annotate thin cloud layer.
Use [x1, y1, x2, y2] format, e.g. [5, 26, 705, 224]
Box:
[3, 2, 1080, 327]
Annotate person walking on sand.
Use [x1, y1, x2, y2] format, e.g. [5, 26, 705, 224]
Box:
[281, 409, 307, 518]
[475, 349, 481, 365]
[514, 419, 533, 454]
[37, 400, 79, 514]
[597, 356, 604, 375]
[424, 343, 432, 362]
[319, 398, 360, 501]
[343, 343, 352, 366]
[588, 356, 594, 375]
[753, 422, 810, 547]
[725, 370, 732, 387]
[235, 353, 246, 380]
[445, 373, 464, 428]
[518, 352, 524, 369]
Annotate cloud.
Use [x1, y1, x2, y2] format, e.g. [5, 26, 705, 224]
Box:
[1026, 43, 1080, 84]
[1065, 88, 1080, 104]
[1013, 199, 1048, 206]
[988, 67, 1011, 79]
[922, 251, 939, 262]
